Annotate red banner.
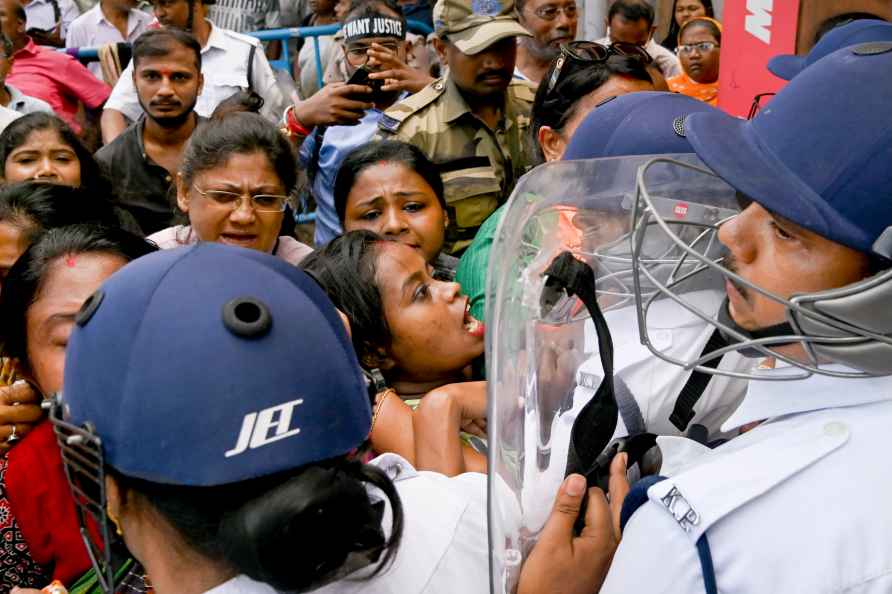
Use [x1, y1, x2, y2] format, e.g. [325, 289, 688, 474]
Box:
[717, 0, 801, 117]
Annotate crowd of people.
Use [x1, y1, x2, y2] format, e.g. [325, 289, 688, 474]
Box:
[0, 0, 889, 592]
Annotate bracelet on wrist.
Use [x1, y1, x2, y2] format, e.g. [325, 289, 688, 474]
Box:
[283, 104, 311, 138]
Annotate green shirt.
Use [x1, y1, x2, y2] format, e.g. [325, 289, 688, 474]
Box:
[455, 203, 507, 323]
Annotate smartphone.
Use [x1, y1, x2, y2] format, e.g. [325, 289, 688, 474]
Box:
[346, 66, 384, 101]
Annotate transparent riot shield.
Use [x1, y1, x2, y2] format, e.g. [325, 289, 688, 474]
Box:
[486, 155, 742, 594]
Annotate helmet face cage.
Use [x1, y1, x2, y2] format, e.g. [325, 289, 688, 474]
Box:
[48, 393, 117, 594]
[574, 192, 736, 315]
[630, 157, 892, 380]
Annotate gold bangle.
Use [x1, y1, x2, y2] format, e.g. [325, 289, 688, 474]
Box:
[370, 388, 396, 435]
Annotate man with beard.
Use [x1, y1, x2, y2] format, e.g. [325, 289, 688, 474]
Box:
[95, 28, 203, 233]
[514, 0, 577, 84]
[284, 1, 419, 246]
[99, 0, 285, 144]
[376, 0, 536, 255]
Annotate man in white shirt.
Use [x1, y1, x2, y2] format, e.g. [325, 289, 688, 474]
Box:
[65, 0, 153, 80]
[20, 0, 79, 45]
[99, 0, 286, 144]
[516, 41, 892, 594]
[595, 0, 679, 80]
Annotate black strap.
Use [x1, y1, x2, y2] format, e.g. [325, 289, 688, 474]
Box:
[541, 253, 618, 491]
[51, 0, 60, 24]
[542, 253, 662, 534]
[669, 329, 728, 432]
[615, 375, 645, 436]
[247, 44, 257, 91]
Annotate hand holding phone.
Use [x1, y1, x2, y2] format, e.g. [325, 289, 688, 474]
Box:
[290, 81, 374, 128]
[346, 66, 384, 101]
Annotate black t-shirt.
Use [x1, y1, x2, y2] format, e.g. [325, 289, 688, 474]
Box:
[95, 117, 202, 235]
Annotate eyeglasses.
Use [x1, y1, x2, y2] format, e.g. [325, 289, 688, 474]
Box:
[530, 3, 578, 21]
[746, 92, 775, 120]
[675, 41, 719, 55]
[545, 41, 653, 95]
[192, 184, 288, 213]
[344, 41, 402, 67]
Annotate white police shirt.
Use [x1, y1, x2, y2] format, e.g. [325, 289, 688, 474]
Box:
[520, 290, 751, 529]
[600, 364, 892, 593]
[311, 453, 488, 594]
[104, 20, 286, 122]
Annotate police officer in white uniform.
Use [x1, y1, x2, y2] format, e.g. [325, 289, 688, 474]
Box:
[99, 0, 286, 144]
[515, 42, 892, 594]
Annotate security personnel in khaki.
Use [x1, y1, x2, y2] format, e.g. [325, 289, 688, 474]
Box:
[376, 0, 537, 254]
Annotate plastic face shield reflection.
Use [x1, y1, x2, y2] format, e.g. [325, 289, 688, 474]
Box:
[485, 155, 737, 594]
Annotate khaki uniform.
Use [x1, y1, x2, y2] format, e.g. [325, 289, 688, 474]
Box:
[376, 74, 536, 254]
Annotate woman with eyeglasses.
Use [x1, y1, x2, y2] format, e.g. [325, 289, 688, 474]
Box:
[667, 17, 722, 106]
[148, 113, 313, 265]
[659, 0, 715, 53]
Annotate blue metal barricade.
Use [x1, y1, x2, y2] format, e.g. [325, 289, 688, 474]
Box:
[66, 19, 433, 91]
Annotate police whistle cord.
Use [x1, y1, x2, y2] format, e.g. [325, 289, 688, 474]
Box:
[540, 252, 657, 534]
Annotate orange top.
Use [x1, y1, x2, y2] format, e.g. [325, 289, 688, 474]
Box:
[667, 72, 719, 106]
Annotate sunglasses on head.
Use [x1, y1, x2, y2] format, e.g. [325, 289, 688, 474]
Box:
[545, 41, 653, 95]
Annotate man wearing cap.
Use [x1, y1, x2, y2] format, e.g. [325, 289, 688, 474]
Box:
[375, 0, 537, 255]
[515, 41, 892, 594]
[285, 1, 431, 247]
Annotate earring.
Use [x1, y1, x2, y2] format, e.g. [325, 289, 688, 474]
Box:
[106, 508, 124, 536]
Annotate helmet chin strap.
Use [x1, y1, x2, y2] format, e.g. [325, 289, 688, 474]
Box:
[717, 298, 796, 358]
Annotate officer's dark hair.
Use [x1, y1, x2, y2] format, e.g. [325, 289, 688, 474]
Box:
[0, 225, 157, 362]
[211, 90, 265, 120]
[813, 12, 884, 45]
[678, 16, 721, 44]
[660, 0, 714, 52]
[0, 182, 119, 247]
[180, 113, 298, 196]
[108, 449, 403, 592]
[333, 140, 445, 223]
[132, 28, 202, 71]
[530, 55, 653, 164]
[608, 0, 655, 28]
[301, 230, 392, 371]
[0, 113, 116, 204]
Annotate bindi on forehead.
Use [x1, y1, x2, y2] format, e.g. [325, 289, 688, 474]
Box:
[65, 256, 77, 267]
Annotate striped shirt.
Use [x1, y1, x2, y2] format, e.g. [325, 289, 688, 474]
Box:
[206, 0, 280, 33]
